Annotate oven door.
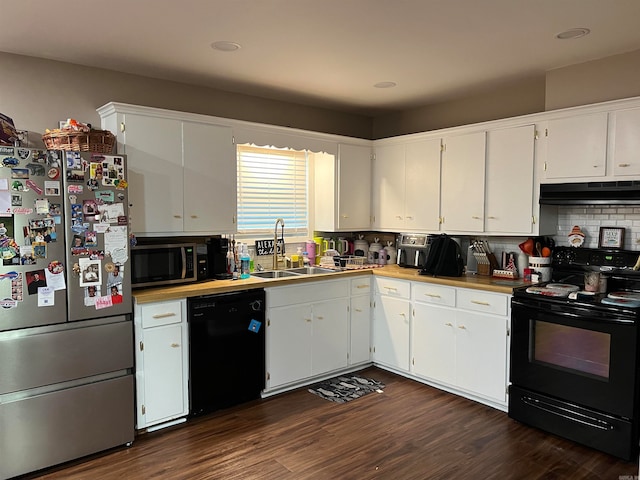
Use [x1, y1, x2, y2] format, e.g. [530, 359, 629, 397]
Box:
[511, 298, 639, 418]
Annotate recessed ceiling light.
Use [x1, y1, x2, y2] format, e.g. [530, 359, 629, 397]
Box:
[374, 81, 397, 89]
[211, 41, 242, 52]
[555, 28, 591, 40]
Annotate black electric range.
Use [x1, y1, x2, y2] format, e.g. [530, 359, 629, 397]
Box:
[509, 246, 640, 460]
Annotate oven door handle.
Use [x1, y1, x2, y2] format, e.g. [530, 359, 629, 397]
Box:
[521, 395, 615, 431]
[512, 299, 637, 325]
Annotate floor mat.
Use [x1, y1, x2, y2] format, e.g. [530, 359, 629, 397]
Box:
[308, 375, 385, 403]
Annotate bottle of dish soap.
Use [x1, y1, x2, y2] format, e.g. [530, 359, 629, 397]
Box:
[296, 247, 304, 268]
[302, 251, 310, 267]
[240, 243, 251, 279]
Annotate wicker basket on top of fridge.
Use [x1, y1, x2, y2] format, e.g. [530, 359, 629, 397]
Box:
[42, 119, 115, 153]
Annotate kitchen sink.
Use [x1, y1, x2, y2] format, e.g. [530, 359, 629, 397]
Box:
[250, 270, 303, 279]
[286, 266, 339, 275]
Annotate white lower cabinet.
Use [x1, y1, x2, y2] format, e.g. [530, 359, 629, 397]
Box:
[133, 299, 189, 430]
[412, 300, 456, 386]
[265, 279, 350, 391]
[350, 277, 371, 365]
[372, 278, 411, 372]
[411, 283, 510, 406]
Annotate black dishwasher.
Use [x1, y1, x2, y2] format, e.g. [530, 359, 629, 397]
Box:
[188, 289, 265, 417]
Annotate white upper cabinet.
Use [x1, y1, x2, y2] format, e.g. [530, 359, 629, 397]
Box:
[440, 131, 486, 232]
[182, 121, 236, 233]
[315, 143, 372, 231]
[115, 113, 185, 234]
[404, 139, 441, 231]
[372, 138, 441, 232]
[485, 125, 536, 234]
[544, 112, 608, 179]
[611, 107, 640, 176]
[99, 104, 237, 235]
[372, 144, 406, 231]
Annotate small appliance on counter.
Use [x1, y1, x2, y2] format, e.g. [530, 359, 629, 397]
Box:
[397, 233, 430, 268]
[207, 237, 232, 279]
[131, 241, 199, 288]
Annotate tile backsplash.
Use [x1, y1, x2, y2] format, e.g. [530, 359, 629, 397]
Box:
[554, 205, 640, 250]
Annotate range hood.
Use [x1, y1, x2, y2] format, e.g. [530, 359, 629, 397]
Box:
[539, 181, 640, 205]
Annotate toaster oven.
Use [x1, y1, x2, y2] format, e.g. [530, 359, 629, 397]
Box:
[396, 234, 431, 268]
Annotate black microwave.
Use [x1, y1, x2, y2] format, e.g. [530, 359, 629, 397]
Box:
[131, 243, 202, 288]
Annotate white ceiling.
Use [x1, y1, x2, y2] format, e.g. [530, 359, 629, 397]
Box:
[3, 0, 640, 116]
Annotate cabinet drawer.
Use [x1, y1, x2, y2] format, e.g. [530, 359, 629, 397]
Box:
[456, 289, 508, 316]
[412, 283, 455, 307]
[374, 277, 410, 299]
[141, 300, 183, 328]
[350, 276, 371, 295]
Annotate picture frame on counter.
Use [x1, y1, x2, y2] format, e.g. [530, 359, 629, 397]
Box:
[598, 227, 625, 249]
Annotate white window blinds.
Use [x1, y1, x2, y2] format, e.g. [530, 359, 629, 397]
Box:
[236, 145, 308, 236]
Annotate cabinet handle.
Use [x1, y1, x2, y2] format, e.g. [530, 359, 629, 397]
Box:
[173, 215, 182, 219]
[152, 312, 177, 319]
[619, 163, 631, 167]
[445, 322, 453, 327]
[424, 293, 441, 298]
[471, 300, 490, 306]
[170, 343, 180, 348]
[356, 284, 368, 289]
[316, 316, 324, 320]
[458, 325, 467, 330]
[399, 313, 406, 318]
[384, 286, 398, 292]
[472, 216, 482, 220]
[405, 215, 413, 220]
[305, 318, 312, 323]
[487, 216, 496, 219]
[190, 215, 198, 219]
[341, 214, 349, 218]
[355, 308, 363, 312]
[396, 215, 403, 220]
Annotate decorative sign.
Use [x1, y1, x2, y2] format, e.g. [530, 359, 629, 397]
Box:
[255, 239, 284, 256]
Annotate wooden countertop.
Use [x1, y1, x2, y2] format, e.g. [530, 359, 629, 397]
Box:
[373, 264, 528, 294]
[133, 265, 528, 304]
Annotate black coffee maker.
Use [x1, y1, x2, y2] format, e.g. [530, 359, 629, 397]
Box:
[207, 237, 232, 279]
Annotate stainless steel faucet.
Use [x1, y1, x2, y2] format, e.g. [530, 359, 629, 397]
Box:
[273, 218, 285, 270]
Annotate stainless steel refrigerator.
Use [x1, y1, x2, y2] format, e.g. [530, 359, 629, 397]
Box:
[0, 147, 134, 479]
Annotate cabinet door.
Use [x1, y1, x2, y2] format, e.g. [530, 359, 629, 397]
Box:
[372, 295, 411, 371]
[440, 131, 486, 232]
[122, 113, 184, 233]
[266, 304, 312, 388]
[612, 108, 640, 176]
[350, 294, 371, 365]
[337, 144, 372, 230]
[412, 302, 456, 385]
[312, 298, 349, 375]
[455, 310, 508, 402]
[485, 125, 535, 234]
[140, 324, 186, 426]
[405, 139, 441, 231]
[372, 144, 405, 230]
[183, 121, 236, 233]
[545, 112, 608, 178]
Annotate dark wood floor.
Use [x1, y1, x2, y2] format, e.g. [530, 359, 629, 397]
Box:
[23, 367, 637, 479]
